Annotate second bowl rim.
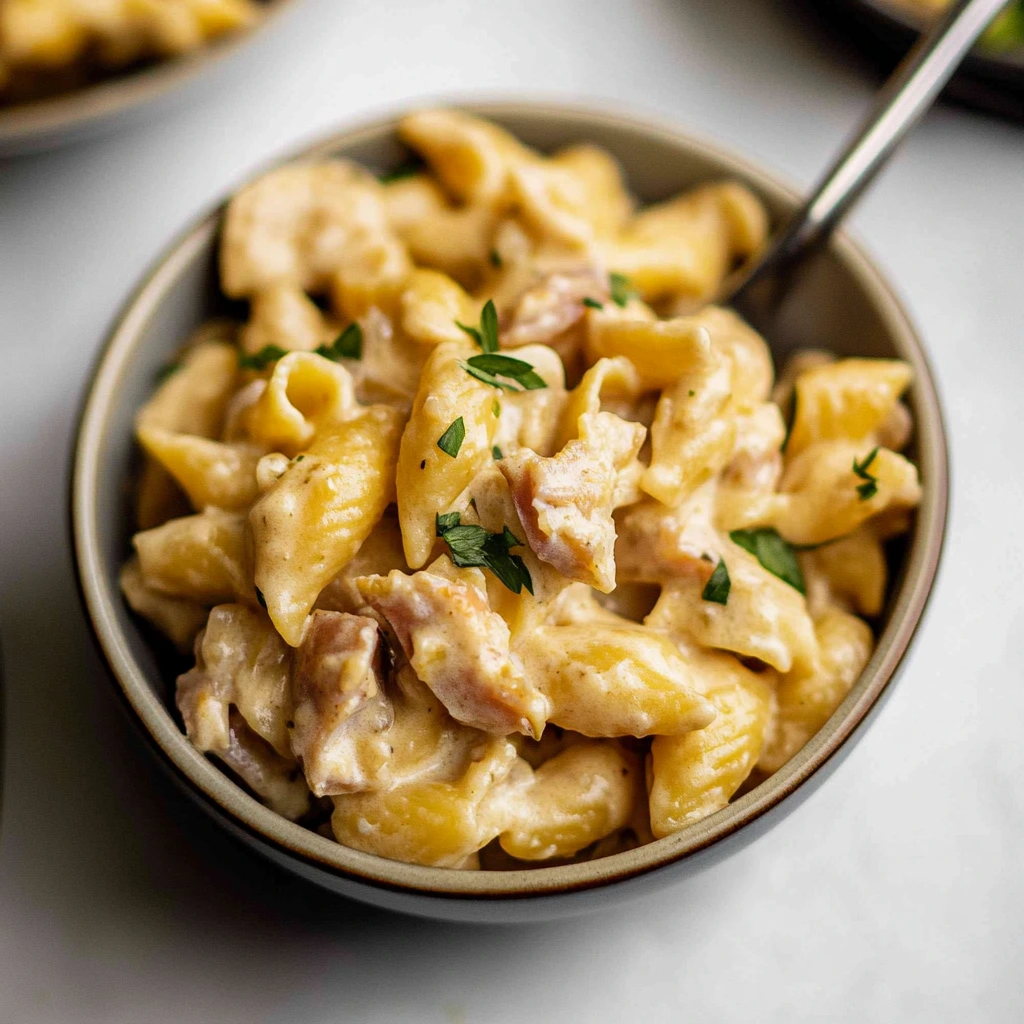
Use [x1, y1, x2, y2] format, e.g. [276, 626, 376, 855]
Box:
[0, 0, 302, 152]
[71, 97, 949, 902]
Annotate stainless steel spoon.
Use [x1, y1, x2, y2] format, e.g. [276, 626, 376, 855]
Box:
[727, 0, 1013, 329]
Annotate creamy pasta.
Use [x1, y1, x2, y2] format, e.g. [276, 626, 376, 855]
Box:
[0, 0, 261, 104]
[121, 109, 922, 869]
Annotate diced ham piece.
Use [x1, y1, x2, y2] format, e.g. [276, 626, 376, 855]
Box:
[500, 412, 644, 592]
[357, 570, 549, 738]
[290, 611, 394, 796]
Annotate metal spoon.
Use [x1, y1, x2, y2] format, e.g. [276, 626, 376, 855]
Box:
[726, 0, 1013, 328]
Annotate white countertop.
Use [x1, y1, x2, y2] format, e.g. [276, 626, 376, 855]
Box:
[2, 1, 1023, 1020]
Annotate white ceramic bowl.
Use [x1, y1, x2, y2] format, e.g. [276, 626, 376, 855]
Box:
[72, 101, 948, 922]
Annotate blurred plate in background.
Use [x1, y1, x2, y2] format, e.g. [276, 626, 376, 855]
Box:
[820, 0, 1024, 120]
[0, 0, 302, 158]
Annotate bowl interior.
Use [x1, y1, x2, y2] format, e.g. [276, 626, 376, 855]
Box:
[73, 101, 948, 900]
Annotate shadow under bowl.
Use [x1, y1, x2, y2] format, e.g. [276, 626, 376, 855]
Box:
[71, 99, 948, 923]
[0, 0, 301, 157]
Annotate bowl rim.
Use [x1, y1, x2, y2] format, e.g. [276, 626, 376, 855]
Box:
[71, 97, 949, 901]
[0, 0, 301, 151]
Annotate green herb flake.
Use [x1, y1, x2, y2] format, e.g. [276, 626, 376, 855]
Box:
[582, 297, 604, 310]
[729, 527, 806, 594]
[435, 514, 533, 595]
[315, 322, 363, 362]
[781, 390, 797, 453]
[437, 416, 466, 458]
[492, 445, 503, 461]
[852, 447, 880, 501]
[489, 249, 503, 269]
[155, 361, 181, 384]
[435, 511, 462, 535]
[688, 389, 696, 397]
[609, 272, 636, 308]
[456, 320, 482, 348]
[460, 361, 518, 391]
[294, 455, 305, 462]
[238, 344, 289, 371]
[255, 587, 268, 609]
[492, 399, 501, 417]
[457, 298, 499, 355]
[464, 352, 547, 391]
[702, 558, 731, 605]
[379, 158, 424, 184]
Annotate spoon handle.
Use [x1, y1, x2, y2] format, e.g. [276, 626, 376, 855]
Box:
[731, 0, 1012, 304]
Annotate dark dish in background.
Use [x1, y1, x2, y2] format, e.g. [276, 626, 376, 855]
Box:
[812, 0, 1024, 120]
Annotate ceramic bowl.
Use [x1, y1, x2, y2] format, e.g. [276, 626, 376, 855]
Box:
[71, 100, 948, 923]
[0, 0, 301, 157]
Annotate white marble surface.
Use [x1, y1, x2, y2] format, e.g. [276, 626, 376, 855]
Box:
[2, 1, 1023, 1020]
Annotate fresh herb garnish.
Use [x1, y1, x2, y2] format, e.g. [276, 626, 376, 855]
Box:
[460, 352, 547, 392]
[781, 391, 797, 453]
[492, 445, 503, 460]
[437, 416, 466, 458]
[582, 297, 604, 310]
[434, 512, 534, 594]
[379, 158, 424, 184]
[702, 558, 731, 605]
[255, 586, 268, 609]
[460, 361, 518, 391]
[853, 447, 880, 501]
[729, 528, 806, 594]
[294, 455, 305, 462]
[315, 322, 362, 362]
[609, 272, 636, 308]
[435, 511, 462, 534]
[489, 249, 503, 269]
[456, 298, 499, 354]
[492, 399, 501, 417]
[155, 361, 181, 384]
[239, 344, 289, 371]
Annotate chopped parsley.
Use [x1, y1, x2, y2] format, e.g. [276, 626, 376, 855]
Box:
[437, 416, 466, 458]
[294, 455, 305, 462]
[378, 158, 424, 184]
[853, 447, 880, 501]
[781, 391, 797, 453]
[155, 360, 181, 384]
[315, 322, 362, 362]
[582, 297, 604, 310]
[238, 344, 289, 371]
[435, 511, 462, 534]
[492, 399, 501, 417]
[702, 558, 731, 605]
[492, 445, 503, 460]
[460, 352, 547, 392]
[609, 272, 637, 308]
[729, 527, 806, 594]
[489, 249, 503, 269]
[434, 512, 534, 594]
[456, 298, 499, 354]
